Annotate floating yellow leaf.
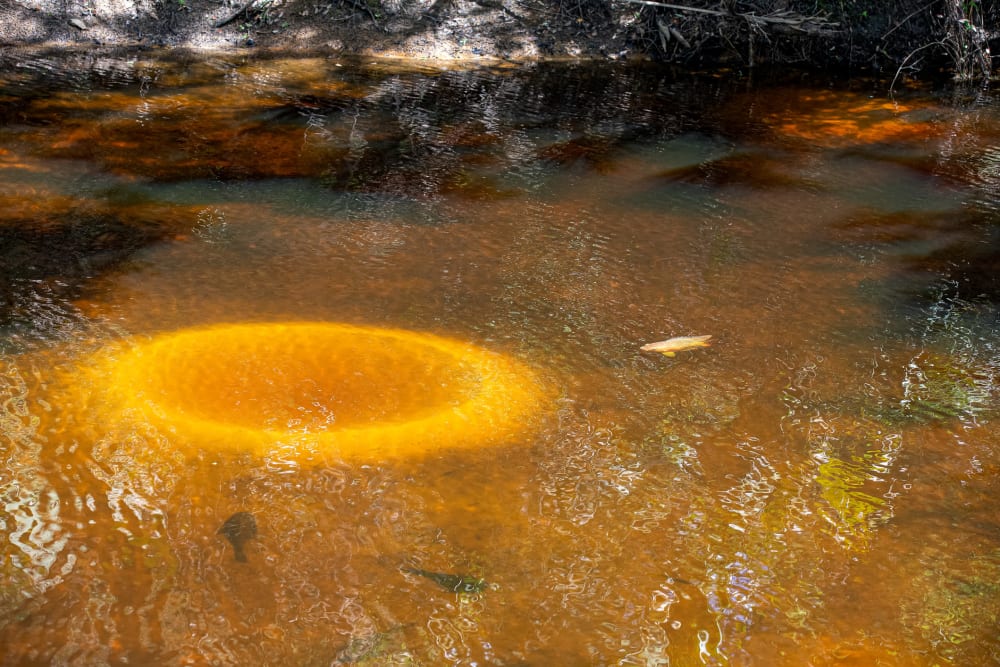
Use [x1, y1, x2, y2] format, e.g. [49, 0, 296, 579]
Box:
[640, 335, 712, 357]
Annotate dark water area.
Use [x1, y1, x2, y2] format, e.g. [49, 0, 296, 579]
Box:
[1, 48, 999, 665]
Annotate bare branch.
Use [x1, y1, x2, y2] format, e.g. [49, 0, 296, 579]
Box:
[616, 0, 840, 36]
[619, 0, 728, 16]
[214, 0, 269, 28]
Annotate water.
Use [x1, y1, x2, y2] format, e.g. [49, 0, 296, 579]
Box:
[1, 49, 999, 665]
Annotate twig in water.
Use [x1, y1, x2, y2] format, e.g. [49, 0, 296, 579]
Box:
[889, 40, 946, 94]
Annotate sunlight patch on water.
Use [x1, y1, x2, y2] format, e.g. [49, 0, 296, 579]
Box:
[759, 90, 944, 148]
[900, 547, 1000, 664]
[814, 455, 892, 550]
[69, 322, 547, 460]
[0, 360, 66, 616]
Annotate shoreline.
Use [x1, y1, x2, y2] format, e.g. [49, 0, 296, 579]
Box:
[1, 0, 993, 83]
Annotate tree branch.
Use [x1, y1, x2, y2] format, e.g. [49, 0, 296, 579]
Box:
[214, 0, 269, 28]
[616, 0, 840, 35]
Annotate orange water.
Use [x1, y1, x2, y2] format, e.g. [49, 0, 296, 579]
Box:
[1, 51, 998, 665]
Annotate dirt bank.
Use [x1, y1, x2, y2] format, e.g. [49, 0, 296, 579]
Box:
[0, 0, 996, 80]
[0, 0, 635, 59]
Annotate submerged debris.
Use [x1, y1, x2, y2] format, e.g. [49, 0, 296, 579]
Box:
[335, 625, 412, 665]
[218, 511, 257, 563]
[641, 335, 712, 357]
[402, 567, 487, 594]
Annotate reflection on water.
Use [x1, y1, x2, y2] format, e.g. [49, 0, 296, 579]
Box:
[1, 50, 999, 665]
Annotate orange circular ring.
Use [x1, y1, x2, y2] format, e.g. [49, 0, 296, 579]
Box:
[81, 322, 546, 459]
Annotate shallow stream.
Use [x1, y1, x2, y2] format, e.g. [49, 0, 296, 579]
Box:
[1, 50, 999, 665]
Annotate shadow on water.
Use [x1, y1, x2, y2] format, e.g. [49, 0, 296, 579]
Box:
[0, 50, 723, 343]
[1, 49, 1000, 665]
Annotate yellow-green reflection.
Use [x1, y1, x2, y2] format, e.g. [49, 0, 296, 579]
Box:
[816, 456, 890, 550]
[75, 322, 545, 458]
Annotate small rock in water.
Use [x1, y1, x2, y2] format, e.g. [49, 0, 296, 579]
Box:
[218, 511, 257, 562]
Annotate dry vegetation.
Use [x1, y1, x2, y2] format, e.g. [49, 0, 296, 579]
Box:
[0, 0, 997, 80]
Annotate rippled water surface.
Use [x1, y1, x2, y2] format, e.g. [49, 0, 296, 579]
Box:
[2, 49, 1000, 665]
